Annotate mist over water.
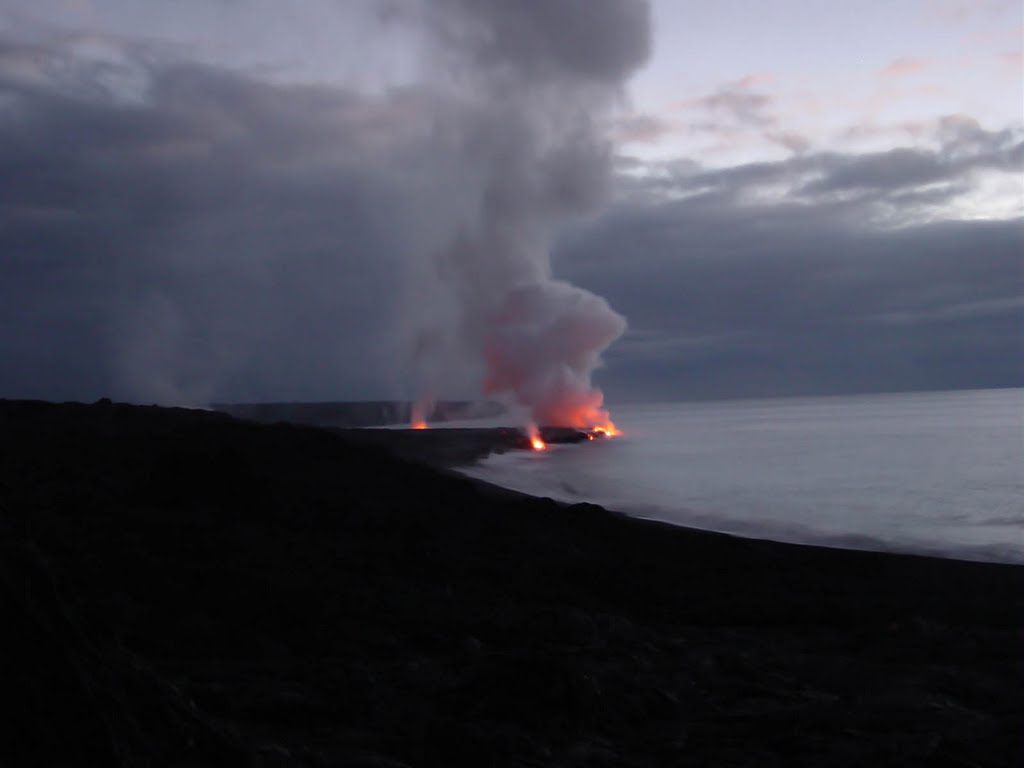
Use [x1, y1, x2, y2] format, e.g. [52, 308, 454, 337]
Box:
[460, 388, 1024, 564]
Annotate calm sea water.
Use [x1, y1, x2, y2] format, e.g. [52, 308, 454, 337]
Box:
[459, 388, 1024, 564]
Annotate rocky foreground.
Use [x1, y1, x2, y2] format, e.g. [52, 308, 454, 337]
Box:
[1, 399, 1021, 767]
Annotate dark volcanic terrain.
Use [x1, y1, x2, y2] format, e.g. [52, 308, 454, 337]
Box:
[1, 399, 1021, 766]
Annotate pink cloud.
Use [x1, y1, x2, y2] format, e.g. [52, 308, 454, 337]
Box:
[672, 75, 775, 127]
[927, 0, 1018, 23]
[730, 72, 775, 89]
[880, 57, 930, 78]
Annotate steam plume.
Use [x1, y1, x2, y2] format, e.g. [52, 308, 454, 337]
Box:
[409, 0, 651, 428]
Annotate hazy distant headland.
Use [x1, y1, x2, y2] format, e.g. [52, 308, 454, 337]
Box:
[211, 399, 506, 428]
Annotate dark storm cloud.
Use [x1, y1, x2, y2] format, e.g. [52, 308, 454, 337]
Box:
[1, 28, 1020, 406]
[802, 147, 952, 194]
[557, 150, 1024, 400]
[802, 121, 1022, 195]
[0, 38, 416, 403]
[0, 0, 654, 410]
[619, 117, 1022, 207]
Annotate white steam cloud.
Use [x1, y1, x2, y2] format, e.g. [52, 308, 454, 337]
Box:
[404, 0, 651, 428]
[0, 2, 649, 409]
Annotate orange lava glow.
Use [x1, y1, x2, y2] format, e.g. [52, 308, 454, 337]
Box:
[411, 420, 428, 430]
[526, 422, 547, 452]
[590, 420, 620, 438]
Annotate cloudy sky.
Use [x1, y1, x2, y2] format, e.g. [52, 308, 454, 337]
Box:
[1, 0, 1021, 405]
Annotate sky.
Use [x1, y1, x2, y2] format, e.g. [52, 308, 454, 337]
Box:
[0, 0, 1021, 405]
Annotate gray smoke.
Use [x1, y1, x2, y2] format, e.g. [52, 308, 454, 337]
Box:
[0, 3, 648, 409]
[405, 0, 651, 427]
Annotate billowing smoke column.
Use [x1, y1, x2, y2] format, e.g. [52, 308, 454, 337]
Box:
[413, 0, 650, 430]
[483, 281, 626, 428]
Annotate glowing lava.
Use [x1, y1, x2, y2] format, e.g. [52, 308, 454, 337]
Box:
[590, 420, 620, 438]
[410, 396, 433, 431]
[524, 417, 619, 450]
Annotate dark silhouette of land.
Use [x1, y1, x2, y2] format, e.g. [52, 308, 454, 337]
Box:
[211, 400, 505, 428]
[1, 399, 1021, 766]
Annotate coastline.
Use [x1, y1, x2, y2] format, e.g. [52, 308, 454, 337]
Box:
[2, 399, 1022, 766]
[342, 422, 1022, 567]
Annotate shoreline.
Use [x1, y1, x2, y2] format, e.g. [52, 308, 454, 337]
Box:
[2, 399, 1022, 766]
[343, 423, 1023, 567]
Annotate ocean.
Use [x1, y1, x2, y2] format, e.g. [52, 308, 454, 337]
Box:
[459, 388, 1024, 564]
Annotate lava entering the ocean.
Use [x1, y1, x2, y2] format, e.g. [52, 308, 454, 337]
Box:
[526, 423, 547, 452]
[524, 418, 621, 451]
[590, 421, 620, 438]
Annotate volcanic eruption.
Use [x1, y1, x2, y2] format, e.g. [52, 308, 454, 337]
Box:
[407, 0, 650, 439]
